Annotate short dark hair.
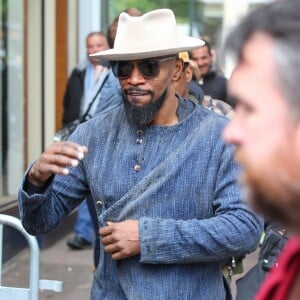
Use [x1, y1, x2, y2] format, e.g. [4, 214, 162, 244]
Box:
[188, 39, 212, 59]
[201, 39, 212, 55]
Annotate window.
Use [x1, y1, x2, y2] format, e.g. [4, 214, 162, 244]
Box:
[0, 0, 25, 200]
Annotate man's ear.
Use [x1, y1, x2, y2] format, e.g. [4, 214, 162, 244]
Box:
[172, 59, 183, 82]
[185, 65, 193, 83]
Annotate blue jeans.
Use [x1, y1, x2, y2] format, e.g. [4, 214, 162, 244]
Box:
[74, 200, 94, 243]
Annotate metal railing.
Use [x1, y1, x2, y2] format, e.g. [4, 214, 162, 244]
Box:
[0, 214, 63, 300]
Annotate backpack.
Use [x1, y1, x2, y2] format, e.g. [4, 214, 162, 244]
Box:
[236, 224, 289, 300]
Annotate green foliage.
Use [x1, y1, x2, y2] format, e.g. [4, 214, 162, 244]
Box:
[107, 0, 204, 38]
[108, 0, 195, 25]
[110, 0, 156, 18]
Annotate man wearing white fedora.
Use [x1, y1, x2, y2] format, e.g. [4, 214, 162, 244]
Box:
[18, 9, 262, 299]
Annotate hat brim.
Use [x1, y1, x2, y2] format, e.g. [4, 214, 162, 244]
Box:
[90, 37, 204, 61]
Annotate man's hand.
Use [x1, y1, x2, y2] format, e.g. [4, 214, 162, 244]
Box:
[100, 220, 140, 260]
[28, 141, 88, 186]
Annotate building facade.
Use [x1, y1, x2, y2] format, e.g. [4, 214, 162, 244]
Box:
[0, 0, 106, 260]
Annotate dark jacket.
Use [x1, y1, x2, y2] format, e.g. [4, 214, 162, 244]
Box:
[62, 68, 86, 126]
[62, 63, 122, 126]
[201, 71, 235, 107]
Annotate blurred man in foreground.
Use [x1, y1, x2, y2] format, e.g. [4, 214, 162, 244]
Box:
[223, 1, 300, 299]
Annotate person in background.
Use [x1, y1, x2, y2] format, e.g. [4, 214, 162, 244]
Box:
[222, 1, 300, 299]
[62, 31, 119, 125]
[18, 9, 262, 299]
[175, 51, 205, 101]
[63, 31, 122, 250]
[175, 51, 234, 119]
[107, 7, 142, 49]
[190, 39, 234, 106]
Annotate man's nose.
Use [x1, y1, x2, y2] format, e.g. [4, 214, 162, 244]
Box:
[222, 118, 241, 146]
[126, 65, 146, 85]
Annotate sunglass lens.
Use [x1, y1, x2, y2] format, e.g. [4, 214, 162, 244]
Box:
[112, 61, 133, 79]
[111, 57, 168, 79]
[139, 59, 159, 78]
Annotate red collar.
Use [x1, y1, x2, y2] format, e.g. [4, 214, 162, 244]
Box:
[255, 236, 300, 300]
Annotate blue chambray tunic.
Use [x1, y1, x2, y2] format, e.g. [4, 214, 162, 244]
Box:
[19, 97, 263, 299]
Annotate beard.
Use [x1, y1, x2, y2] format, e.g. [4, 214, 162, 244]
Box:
[236, 149, 300, 230]
[123, 87, 168, 126]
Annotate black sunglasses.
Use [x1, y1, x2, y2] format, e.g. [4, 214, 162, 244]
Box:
[110, 56, 175, 79]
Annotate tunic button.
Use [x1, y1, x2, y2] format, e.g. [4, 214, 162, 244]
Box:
[134, 164, 141, 172]
[96, 200, 102, 206]
[136, 138, 143, 144]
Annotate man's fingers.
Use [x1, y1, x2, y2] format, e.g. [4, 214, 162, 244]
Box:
[36, 162, 70, 176]
[101, 233, 116, 245]
[42, 153, 80, 168]
[111, 252, 124, 260]
[40, 142, 87, 167]
[28, 141, 88, 185]
[54, 141, 87, 160]
[103, 243, 119, 254]
[99, 222, 114, 237]
[103, 244, 131, 261]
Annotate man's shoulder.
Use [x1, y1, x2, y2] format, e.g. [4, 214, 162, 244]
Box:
[205, 70, 227, 83]
[105, 69, 121, 87]
[189, 100, 230, 137]
[213, 72, 227, 84]
[70, 66, 86, 78]
[73, 105, 124, 142]
[216, 71, 227, 79]
[92, 104, 124, 123]
[69, 59, 90, 78]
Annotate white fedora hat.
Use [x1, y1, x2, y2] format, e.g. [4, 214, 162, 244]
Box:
[90, 9, 204, 61]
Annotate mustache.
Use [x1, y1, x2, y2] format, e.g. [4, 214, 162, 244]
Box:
[124, 87, 152, 95]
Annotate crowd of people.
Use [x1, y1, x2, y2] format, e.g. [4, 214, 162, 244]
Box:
[18, 1, 300, 299]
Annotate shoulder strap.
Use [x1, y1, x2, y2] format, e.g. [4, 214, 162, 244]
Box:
[99, 117, 211, 224]
[80, 71, 110, 122]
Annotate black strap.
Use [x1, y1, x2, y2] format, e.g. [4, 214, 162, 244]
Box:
[79, 71, 110, 123]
